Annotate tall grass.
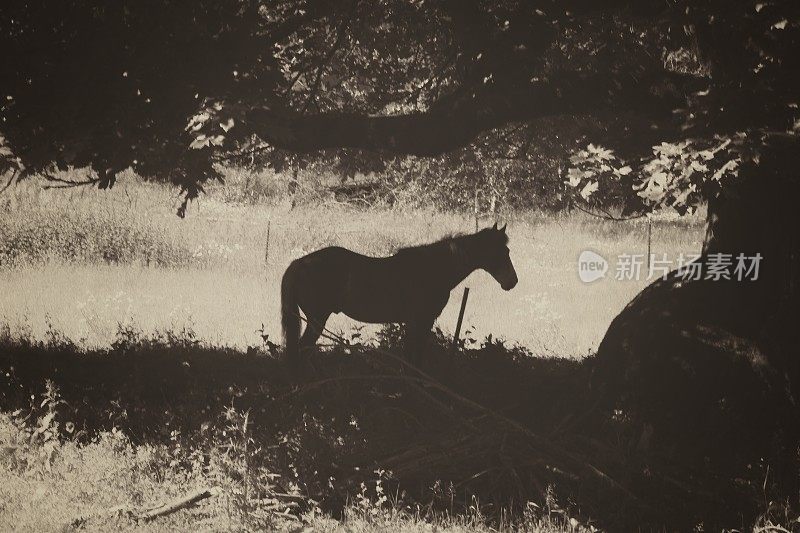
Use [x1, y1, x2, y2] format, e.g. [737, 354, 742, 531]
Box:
[0, 327, 599, 532]
[1, 323, 790, 532]
[0, 172, 706, 355]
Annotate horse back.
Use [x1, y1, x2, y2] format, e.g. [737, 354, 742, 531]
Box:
[290, 246, 447, 322]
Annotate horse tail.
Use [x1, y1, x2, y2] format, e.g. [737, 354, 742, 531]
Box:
[281, 261, 301, 361]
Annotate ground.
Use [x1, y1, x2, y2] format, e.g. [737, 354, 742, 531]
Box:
[8, 171, 768, 532]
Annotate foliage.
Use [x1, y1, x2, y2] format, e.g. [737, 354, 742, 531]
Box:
[564, 144, 636, 214]
[3, 380, 66, 473]
[2, 1, 798, 213]
[0, 401, 583, 532]
[564, 135, 746, 216]
[634, 137, 744, 214]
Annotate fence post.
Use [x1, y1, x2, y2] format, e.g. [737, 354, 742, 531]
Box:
[264, 220, 271, 270]
[473, 187, 479, 232]
[646, 216, 652, 271]
[452, 287, 470, 348]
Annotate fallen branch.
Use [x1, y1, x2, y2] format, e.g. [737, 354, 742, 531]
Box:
[67, 487, 219, 530]
[66, 485, 308, 530]
[137, 486, 219, 521]
[306, 324, 569, 458]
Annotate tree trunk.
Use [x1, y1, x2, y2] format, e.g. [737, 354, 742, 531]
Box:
[288, 164, 299, 210]
[592, 135, 800, 520]
[699, 135, 800, 385]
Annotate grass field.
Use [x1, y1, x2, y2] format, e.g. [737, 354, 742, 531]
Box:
[1, 173, 716, 531]
[0, 418, 572, 532]
[0, 173, 705, 357]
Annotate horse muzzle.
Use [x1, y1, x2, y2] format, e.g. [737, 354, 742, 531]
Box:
[501, 274, 518, 291]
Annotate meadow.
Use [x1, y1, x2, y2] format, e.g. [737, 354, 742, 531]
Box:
[0, 170, 705, 356]
[1, 170, 720, 531]
[0, 331, 600, 532]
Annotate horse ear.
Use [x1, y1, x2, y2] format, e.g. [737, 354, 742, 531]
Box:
[492, 222, 498, 230]
[499, 223, 506, 233]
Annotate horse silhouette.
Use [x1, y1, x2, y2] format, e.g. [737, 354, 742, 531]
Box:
[281, 223, 518, 364]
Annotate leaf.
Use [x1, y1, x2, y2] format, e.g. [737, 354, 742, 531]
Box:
[38, 412, 56, 432]
[185, 111, 211, 132]
[189, 135, 210, 150]
[673, 186, 693, 207]
[690, 160, 708, 172]
[580, 181, 598, 199]
[711, 158, 739, 181]
[650, 171, 668, 187]
[587, 143, 614, 161]
[565, 167, 584, 187]
[569, 152, 587, 165]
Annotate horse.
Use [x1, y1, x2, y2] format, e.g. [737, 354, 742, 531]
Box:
[280, 223, 518, 364]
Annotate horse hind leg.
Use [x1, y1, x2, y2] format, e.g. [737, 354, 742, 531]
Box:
[299, 309, 331, 354]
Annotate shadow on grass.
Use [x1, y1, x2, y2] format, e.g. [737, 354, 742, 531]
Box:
[0, 326, 793, 530]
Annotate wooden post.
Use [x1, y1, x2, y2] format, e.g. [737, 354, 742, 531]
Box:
[264, 220, 271, 268]
[289, 164, 299, 210]
[452, 287, 470, 348]
[473, 187, 479, 232]
[646, 217, 652, 271]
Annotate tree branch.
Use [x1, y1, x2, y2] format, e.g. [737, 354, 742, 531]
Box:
[571, 201, 646, 221]
[41, 172, 100, 189]
[0, 169, 18, 194]
[240, 69, 686, 155]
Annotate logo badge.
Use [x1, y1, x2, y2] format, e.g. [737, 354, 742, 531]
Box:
[578, 250, 608, 283]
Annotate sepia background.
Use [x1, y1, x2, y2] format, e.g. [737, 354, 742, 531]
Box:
[1, 1, 798, 531]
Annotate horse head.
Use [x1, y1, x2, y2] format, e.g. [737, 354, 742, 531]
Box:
[477, 223, 518, 291]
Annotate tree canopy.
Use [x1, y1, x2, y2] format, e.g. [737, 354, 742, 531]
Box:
[1, 0, 798, 214]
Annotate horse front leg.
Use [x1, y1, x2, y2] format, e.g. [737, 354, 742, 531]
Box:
[404, 316, 436, 368]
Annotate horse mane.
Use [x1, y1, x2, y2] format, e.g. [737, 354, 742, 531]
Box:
[393, 233, 459, 257]
[394, 230, 504, 258]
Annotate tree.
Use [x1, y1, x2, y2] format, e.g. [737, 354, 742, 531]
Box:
[0, 1, 718, 201]
[2, 1, 796, 211]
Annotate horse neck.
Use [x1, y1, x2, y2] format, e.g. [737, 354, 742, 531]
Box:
[441, 238, 480, 290]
